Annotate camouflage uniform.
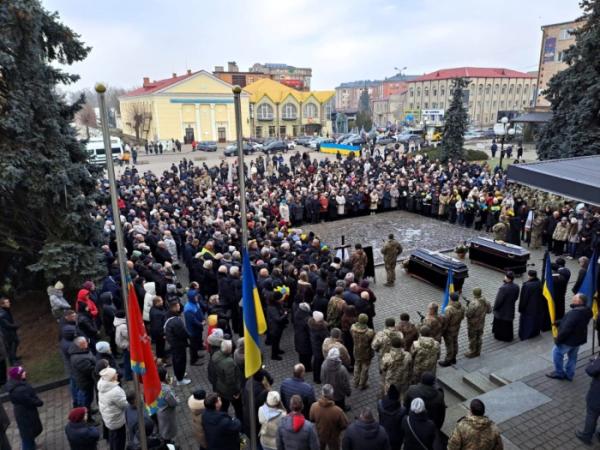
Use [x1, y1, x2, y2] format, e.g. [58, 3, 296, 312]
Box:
[420, 315, 444, 343]
[372, 326, 403, 371]
[397, 320, 420, 352]
[327, 295, 346, 329]
[447, 414, 503, 450]
[410, 336, 441, 384]
[381, 238, 403, 285]
[492, 220, 509, 241]
[530, 213, 545, 249]
[465, 292, 492, 358]
[441, 300, 465, 364]
[381, 346, 412, 399]
[350, 316, 375, 389]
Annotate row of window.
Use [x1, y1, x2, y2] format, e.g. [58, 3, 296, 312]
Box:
[408, 99, 532, 110]
[255, 125, 304, 138]
[256, 102, 320, 120]
[410, 83, 534, 98]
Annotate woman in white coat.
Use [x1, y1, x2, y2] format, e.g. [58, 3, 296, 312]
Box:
[336, 192, 346, 217]
[142, 281, 156, 323]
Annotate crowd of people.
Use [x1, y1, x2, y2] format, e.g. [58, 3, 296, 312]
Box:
[1, 147, 599, 450]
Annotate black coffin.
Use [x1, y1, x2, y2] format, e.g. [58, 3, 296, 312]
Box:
[468, 237, 530, 275]
[407, 249, 468, 290]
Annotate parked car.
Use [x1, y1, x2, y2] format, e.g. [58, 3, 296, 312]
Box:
[342, 135, 366, 146]
[294, 136, 313, 146]
[224, 143, 254, 156]
[287, 141, 296, 150]
[309, 137, 334, 149]
[464, 130, 484, 140]
[482, 129, 496, 139]
[263, 140, 288, 154]
[376, 135, 396, 145]
[397, 133, 424, 147]
[335, 133, 352, 144]
[195, 141, 218, 152]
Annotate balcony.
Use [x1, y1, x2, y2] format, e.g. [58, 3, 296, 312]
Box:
[257, 114, 274, 121]
[282, 114, 298, 121]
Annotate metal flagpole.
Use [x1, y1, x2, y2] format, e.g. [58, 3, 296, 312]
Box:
[232, 85, 257, 450]
[96, 83, 148, 450]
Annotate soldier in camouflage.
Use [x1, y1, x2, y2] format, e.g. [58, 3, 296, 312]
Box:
[464, 288, 492, 358]
[381, 336, 412, 399]
[350, 313, 375, 390]
[372, 318, 403, 372]
[440, 293, 465, 367]
[410, 326, 441, 384]
[420, 303, 444, 343]
[397, 312, 420, 352]
[448, 399, 503, 450]
[381, 233, 403, 286]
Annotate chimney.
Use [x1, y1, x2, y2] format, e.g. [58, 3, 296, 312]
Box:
[215, 66, 224, 72]
[187, 69, 192, 75]
[228, 61, 239, 72]
[143, 77, 150, 86]
[172, 73, 177, 78]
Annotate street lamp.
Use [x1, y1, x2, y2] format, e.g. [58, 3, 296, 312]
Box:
[394, 66, 407, 77]
[496, 116, 515, 169]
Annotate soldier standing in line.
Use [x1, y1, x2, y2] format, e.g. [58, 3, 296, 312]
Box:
[439, 293, 465, 367]
[350, 314, 375, 390]
[372, 318, 403, 372]
[447, 399, 503, 450]
[411, 326, 441, 383]
[464, 288, 492, 358]
[381, 336, 412, 399]
[396, 313, 420, 352]
[381, 234, 403, 286]
[420, 303, 444, 343]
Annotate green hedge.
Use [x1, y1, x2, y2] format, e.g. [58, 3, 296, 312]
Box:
[422, 147, 489, 162]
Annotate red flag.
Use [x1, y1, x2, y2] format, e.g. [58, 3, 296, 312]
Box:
[127, 281, 163, 413]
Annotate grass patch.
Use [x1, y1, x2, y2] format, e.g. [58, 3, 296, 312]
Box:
[26, 351, 65, 386]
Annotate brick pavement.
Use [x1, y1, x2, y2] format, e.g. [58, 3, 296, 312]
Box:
[2, 211, 588, 449]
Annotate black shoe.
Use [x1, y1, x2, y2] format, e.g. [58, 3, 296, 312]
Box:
[545, 372, 565, 380]
[271, 355, 282, 361]
[575, 431, 592, 445]
[343, 405, 351, 412]
[438, 360, 453, 367]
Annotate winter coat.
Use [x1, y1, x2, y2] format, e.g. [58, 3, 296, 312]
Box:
[309, 397, 348, 446]
[188, 396, 208, 448]
[149, 306, 166, 339]
[321, 357, 351, 403]
[322, 338, 351, 368]
[48, 286, 71, 319]
[342, 418, 390, 450]
[114, 316, 129, 350]
[143, 282, 156, 322]
[97, 378, 128, 430]
[378, 398, 406, 449]
[586, 357, 600, 412]
[212, 351, 241, 400]
[69, 344, 96, 391]
[267, 303, 287, 337]
[77, 312, 98, 342]
[276, 413, 320, 450]
[6, 379, 43, 441]
[556, 305, 593, 347]
[350, 323, 375, 361]
[164, 313, 189, 349]
[157, 383, 178, 440]
[65, 421, 101, 450]
[401, 411, 436, 450]
[294, 308, 313, 356]
[308, 318, 329, 357]
[447, 414, 503, 450]
[493, 282, 520, 321]
[552, 222, 569, 241]
[183, 299, 204, 337]
[280, 377, 316, 418]
[202, 408, 242, 450]
[404, 382, 446, 429]
[258, 405, 287, 449]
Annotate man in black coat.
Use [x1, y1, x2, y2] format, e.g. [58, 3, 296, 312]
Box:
[202, 393, 242, 450]
[552, 261, 569, 321]
[492, 272, 520, 342]
[403, 372, 446, 430]
[0, 297, 20, 364]
[164, 301, 191, 385]
[576, 355, 600, 445]
[518, 270, 544, 341]
[69, 336, 97, 414]
[572, 256, 589, 294]
[342, 407, 390, 450]
[547, 293, 593, 381]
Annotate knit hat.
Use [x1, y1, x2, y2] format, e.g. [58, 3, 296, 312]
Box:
[95, 341, 111, 354]
[100, 367, 117, 381]
[68, 407, 87, 423]
[411, 398, 426, 414]
[385, 317, 395, 327]
[421, 372, 435, 386]
[387, 384, 400, 401]
[313, 311, 324, 322]
[54, 281, 64, 290]
[192, 388, 206, 401]
[8, 366, 24, 380]
[327, 347, 340, 360]
[472, 288, 482, 298]
[266, 391, 281, 407]
[358, 313, 368, 324]
[299, 302, 311, 313]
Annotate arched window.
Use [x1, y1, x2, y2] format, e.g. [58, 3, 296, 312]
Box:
[282, 103, 297, 120]
[478, 84, 483, 95]
[257, 103, 273, 120]
[516, 85, 521, 94]
[501, 84, 507, 94]
[410, 88, 414, 97]
[424, 87, 429, 96]
[509, 85, 514, 94]
[494, 84, 499, 94]
[304, 103, 318, 119]
[486, 84, 491, 94]
[417, 88, 421, 97]
[432, 88, 437, 97]
[440, 87, 445, 97]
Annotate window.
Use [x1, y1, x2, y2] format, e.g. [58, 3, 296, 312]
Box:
[304, 103, 318, 118]
[501, 84, 507, 94]
[268, 125, 276, 137]
[409, 88, 414, 97]
[469, 102, 473, 109]
[494, 84, 499, 94]
[478, 84, 483, 95]
[282, 103, 297, 120]
[279, 125, 287, 137]
[424, 102, 428, 109]
[516, 85, 521, 94]
[500, 100, 505, 108]
[417, 88, 421, 97]
[424, 87, 429, 96]
[492, 101, 497, 108]
[432, 88, 437, 97]
[523, 100, 527, 106]
[556, 51, 567, 62]
[486, 84, 491, 94]
[255, 126, 262, 138]
[559, 28, 574, 40]
[257, 103, 274, 120]
[440, 87, 445, 97]
[324, 101, 332, 119]
[477, 101, 482, 110]
[409, 103, 413, 110]
[509, 85, 514, 94]
[524, 84, 529, 94]
[432, 102, 437, 109]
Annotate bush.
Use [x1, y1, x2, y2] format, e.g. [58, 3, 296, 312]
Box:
[465, 149, 489, 161]
[421, 147, 488, 162]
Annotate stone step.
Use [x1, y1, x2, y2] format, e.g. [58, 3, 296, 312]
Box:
[437, 366, 481, 401]
[462, 371, 500, 394]
[489, 372, 511, 387]
[442, 403, 470, 436]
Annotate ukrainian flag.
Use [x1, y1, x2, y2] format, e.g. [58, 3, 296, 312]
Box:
[441, 270, 454, 313]
[577, 251, 598, 320]
[242, 249, 267, 378]
[543, 253, 558, 338]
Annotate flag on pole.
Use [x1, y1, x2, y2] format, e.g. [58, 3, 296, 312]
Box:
[577, 251, 598, 320]
[542, 253, 558, 338]
[127, 280, 164, 413]
[441, 270, 455, 314]
[242, 248, 267, 378]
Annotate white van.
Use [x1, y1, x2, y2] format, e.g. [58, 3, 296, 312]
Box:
[85, 136, 123, 165]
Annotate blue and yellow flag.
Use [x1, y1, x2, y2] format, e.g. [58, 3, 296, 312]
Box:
[543, 253, 558, 338]
[242, 248, 267, 378]
[441, 270, 454, 314]
[577, 251, 598, 320]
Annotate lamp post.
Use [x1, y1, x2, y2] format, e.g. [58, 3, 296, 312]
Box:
[497, 116, 515, 169]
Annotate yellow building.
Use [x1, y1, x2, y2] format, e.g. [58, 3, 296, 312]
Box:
[119, 69, 250, 143]
[243, 78, 335, 138]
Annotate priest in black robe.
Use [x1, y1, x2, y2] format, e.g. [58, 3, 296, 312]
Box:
[518, 270, 544, 340]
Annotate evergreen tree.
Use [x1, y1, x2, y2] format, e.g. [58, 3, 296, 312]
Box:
[0, 0, 104, 291]
[440, 78, 469, 161]
[537, 0, 600, 160]
[355, 89, 373, 130]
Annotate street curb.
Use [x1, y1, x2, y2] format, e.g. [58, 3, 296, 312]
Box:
[1, 377, 70, 403]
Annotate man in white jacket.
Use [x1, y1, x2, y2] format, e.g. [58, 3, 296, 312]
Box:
[98, 367, 128, 450]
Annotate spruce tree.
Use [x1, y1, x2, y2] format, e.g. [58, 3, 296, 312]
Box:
[0, 0, 104, 290]
[440, 78, 469, 162]
[537, 0, 600, 160]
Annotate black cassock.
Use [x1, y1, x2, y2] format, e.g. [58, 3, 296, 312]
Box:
[518, 278, 544, 340]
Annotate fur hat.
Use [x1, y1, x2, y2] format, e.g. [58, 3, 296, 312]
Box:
[266, 391, 281, 407]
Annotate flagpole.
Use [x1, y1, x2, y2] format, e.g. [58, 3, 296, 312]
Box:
[232, 86, 257, 450]
[96, 84, 148, 450]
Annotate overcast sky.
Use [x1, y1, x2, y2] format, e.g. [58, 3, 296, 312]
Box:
[43, 0, 583, 92]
